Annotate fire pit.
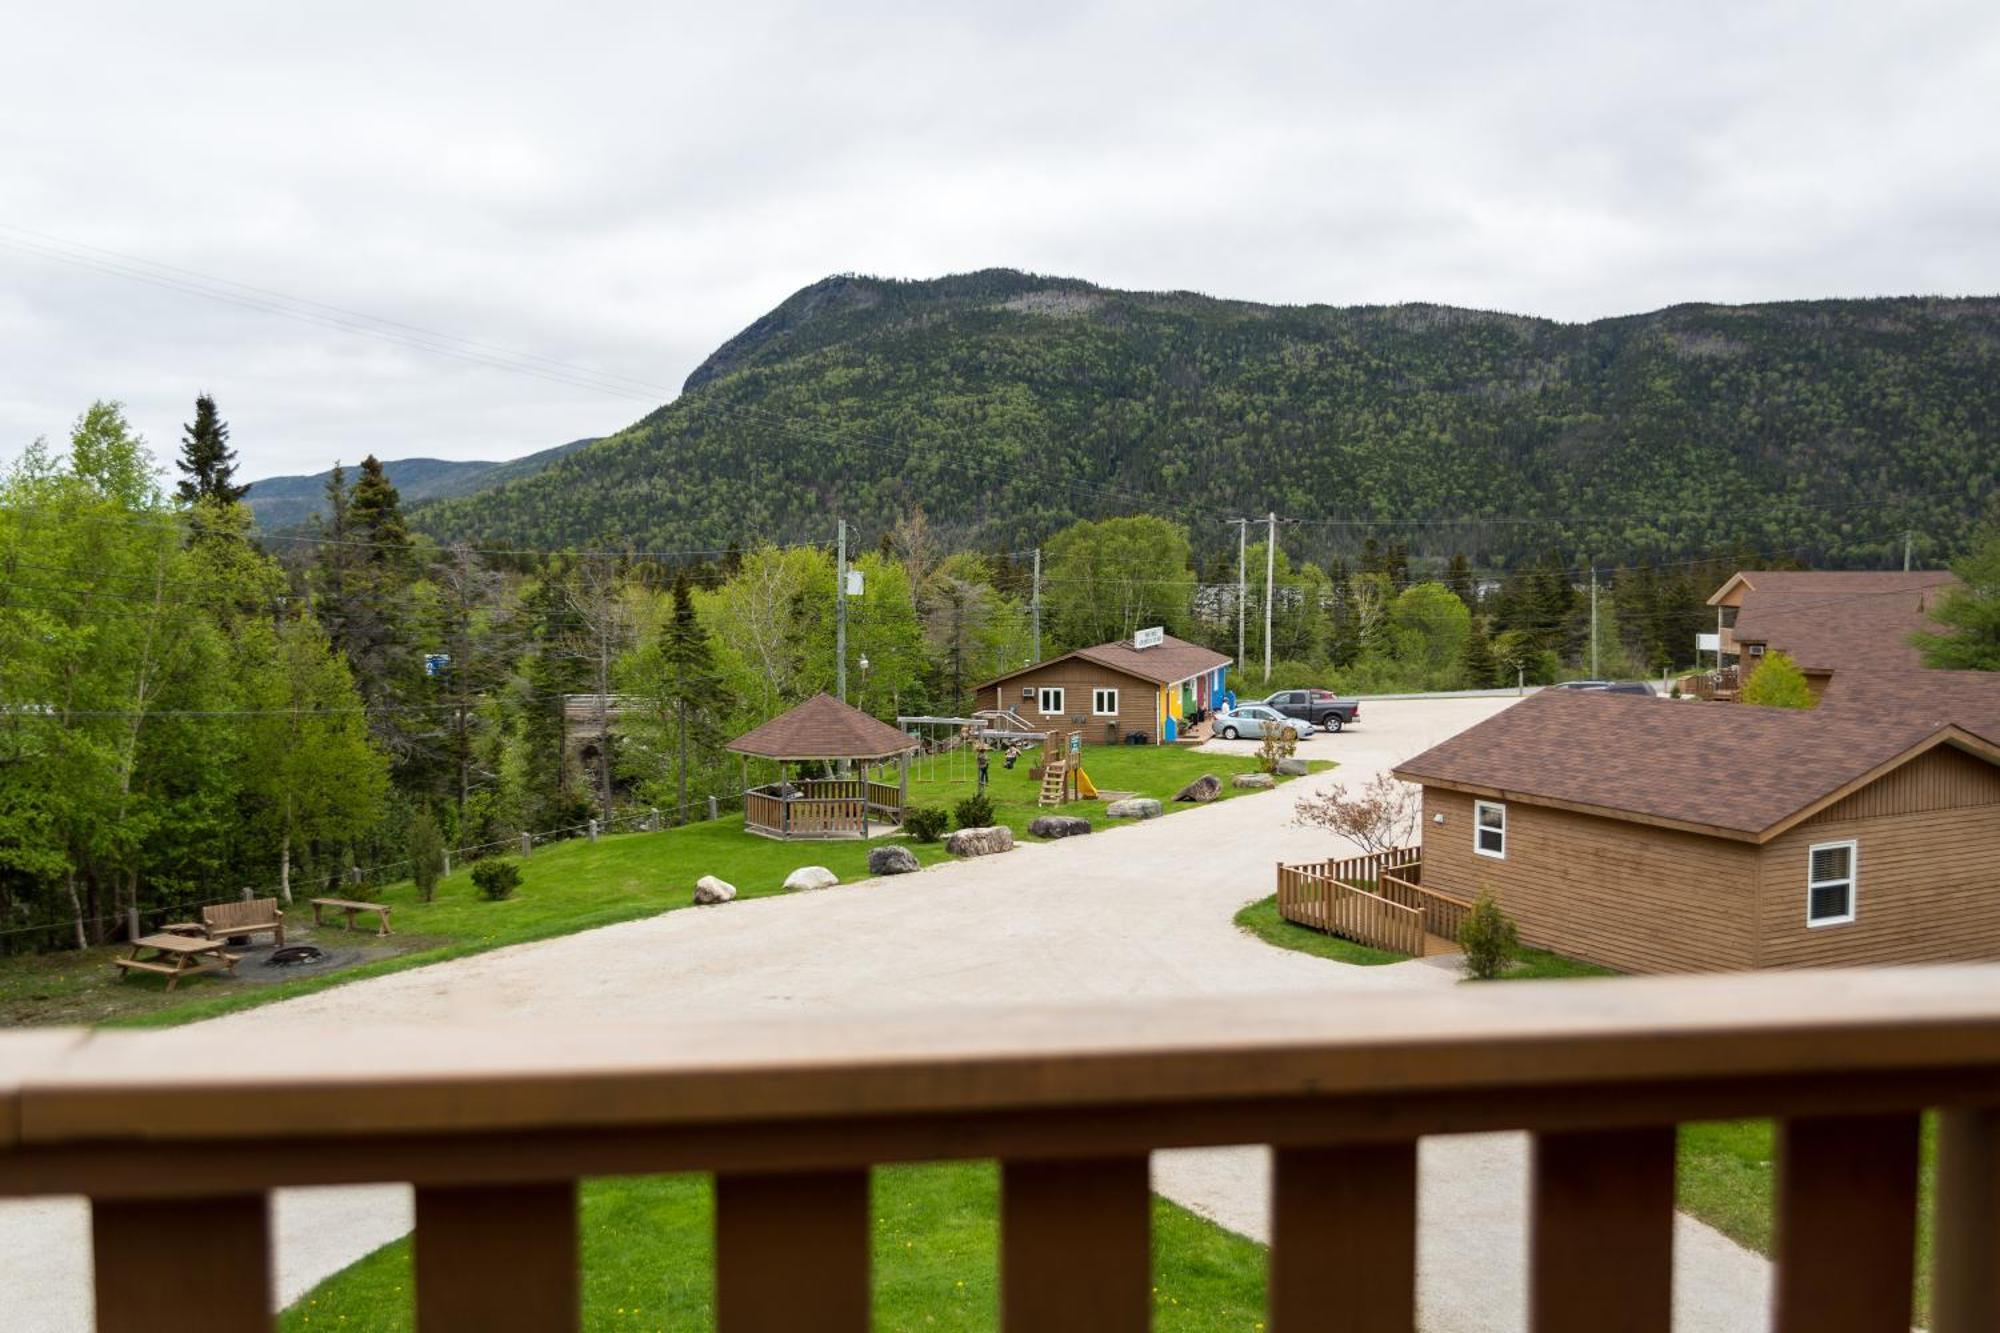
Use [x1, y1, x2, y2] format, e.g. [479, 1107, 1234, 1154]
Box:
[265, 945, 327, 967]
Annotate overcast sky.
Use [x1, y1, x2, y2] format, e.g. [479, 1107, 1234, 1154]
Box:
[4, 2, 1998, 481]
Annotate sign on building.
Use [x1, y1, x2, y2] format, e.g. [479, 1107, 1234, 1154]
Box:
[1133, 626, 1164, 650]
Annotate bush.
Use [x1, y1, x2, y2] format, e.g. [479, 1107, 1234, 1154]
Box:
[407, 806, 446, 904]
[953, 792, 996, 829]
[1458, 888, 1520, 980]
[1740, 650, 1815, 709]
[903, 806, 950, 842]
[1258, 724, 1299, 774]
[471, 858, 522, 902]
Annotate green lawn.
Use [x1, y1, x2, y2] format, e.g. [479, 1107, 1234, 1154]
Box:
[1232, 895, 1406, 966]
[281, 1164, 1267, 1332]
[2, 744, 1318, 1029]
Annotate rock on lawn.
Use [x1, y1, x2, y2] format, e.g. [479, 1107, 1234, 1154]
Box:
[1173, 774, 1223, 803]
[693, 875, 737, 905]
[1105, 797, 1163, 820]
[946, 825, 1014, 857]
[1231, 772, 1276, 789]
[1276, 757, 1310, 777]
[868, 846, 922, 875]
[784, 865, 840, 892]
[1027, 814, 1092, 839]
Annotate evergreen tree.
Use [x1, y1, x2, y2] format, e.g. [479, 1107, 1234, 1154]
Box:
[1445, 553, 1476, 609]
[618, 571, 732, 824]
[1912, 515, 2000, 670]
[173, 394, 247, 506]
[1461, 617, 1498, 688]
[1740, 651, 1815, 708]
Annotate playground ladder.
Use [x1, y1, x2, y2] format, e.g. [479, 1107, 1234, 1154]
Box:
[1037, 758, 1068, 807]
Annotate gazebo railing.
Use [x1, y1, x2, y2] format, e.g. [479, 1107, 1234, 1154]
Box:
[743, 779, 904, 839]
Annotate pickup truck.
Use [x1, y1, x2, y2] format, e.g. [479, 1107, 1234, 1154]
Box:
[1260, 689, 1362, 732]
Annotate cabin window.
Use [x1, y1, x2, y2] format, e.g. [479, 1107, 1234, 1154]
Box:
[1037, 687, 1064, 715]
[1092, 687, 1119, 716]
[1474, 801, 1506, 859]
[1807, 840, 1857, 926]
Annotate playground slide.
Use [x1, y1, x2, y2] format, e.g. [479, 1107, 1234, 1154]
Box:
[1075, 768, 1098, 799]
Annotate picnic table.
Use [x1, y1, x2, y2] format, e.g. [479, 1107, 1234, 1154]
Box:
[112, 933, 241, 992]
[310, 897, 393, 937]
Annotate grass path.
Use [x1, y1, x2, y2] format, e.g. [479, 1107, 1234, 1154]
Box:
[281, 1165, 1268, 1332]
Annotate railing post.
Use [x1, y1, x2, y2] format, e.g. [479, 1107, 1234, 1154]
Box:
[1003, 1157, 1150, 1332]
[93, 1193, 271, 1332]
[1271, 1142, 1416, 1332]
[716, 1170, 869, 1332]
[1934, 1107, 2000, 1333]
[416, 1181, 578, 1332]
[1772, 1114, 1920, 1333]
[1530, 1127, 1675, 1332]
[521, 832, 533, 857]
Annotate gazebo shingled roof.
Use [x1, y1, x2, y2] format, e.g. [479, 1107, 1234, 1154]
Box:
[726, 693, 920, 762]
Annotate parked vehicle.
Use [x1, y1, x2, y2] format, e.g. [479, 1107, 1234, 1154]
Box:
[1212, 704, 1315, 742]
[1258, 688, 1362, 732]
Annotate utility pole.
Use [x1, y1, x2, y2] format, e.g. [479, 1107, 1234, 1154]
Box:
[1904, 530, 1914, 572]
[1263, 511, 1277, 683]
[1232, 518, 1248, 670]
[835, 518, 848, 703]
[1588, 565, 1599, 680]
[1030, 547, 1042, 663]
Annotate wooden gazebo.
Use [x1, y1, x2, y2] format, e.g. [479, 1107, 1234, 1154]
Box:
[727, 693, 920, 840]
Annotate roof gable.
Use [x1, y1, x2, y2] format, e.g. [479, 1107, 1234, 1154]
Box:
[1711, 570, 1959, 672]
[976, 634, 1231, 690]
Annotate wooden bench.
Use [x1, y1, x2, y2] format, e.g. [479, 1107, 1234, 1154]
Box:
[113, 934, 242, 991]
[201, 898, 284, 947]
[311, 897, 393, 937]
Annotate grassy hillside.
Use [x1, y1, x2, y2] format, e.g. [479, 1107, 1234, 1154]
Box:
[412, 269, 2000, 566]
[244, 437, 597, 530]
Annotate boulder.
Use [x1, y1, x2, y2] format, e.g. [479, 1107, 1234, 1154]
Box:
[1105, 797, 1163, 820]
[1173, 773, 1224, 803]
[693, 875, 736, 905]
[1028, 814, 1092, 839]
[946, 825, 1015, 857]
[868, 845, 922, 875]
[1231, 772, 1277, 790]
[1276, 757, 1311, 777]
[783, 865, 840, 892]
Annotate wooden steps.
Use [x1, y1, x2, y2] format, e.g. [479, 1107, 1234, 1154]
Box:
[1038, 759, 1067, 808]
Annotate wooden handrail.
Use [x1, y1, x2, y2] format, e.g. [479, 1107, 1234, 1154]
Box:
[9, 969, 2000, 1330]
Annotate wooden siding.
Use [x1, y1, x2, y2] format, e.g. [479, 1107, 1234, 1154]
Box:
[982, 661, 1161, 745]
[1802, 743, 2000, 825]
[1418, 788, 1760, 975]
[1760, 747, 2000, 968]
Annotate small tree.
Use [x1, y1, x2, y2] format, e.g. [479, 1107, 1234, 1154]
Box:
[1740, 651, 1814, 709]
[1291, 773, 1419, 855]
[471, 858, 522, 902]
[953, 792, 996, 830]
[1258, 724, 1299, 775]
[903, 807, 950, 842]
[407, 806, 446, 903]
[1458, 888, 1520, 980]
[1911, 516, 2000, 670]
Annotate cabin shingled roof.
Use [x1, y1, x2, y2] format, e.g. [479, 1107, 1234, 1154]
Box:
[975, 634, 1232, 691]
[1714, 570, 1959, 673]
[726, 693, 920, 761]
[1392, 690, 1996, 840]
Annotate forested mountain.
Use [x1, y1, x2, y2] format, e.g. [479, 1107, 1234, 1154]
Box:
[414, 270, 2000, 568]
[245, 437, 597, 530]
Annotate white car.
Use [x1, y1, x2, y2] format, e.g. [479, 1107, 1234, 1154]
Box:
[1212, 704, 1315, 741]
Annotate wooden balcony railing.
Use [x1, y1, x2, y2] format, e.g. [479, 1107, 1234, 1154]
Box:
[6, 969, 2000, 1330]
[1375, 869, 1473, 942]
[1275, 863, 1428, 955]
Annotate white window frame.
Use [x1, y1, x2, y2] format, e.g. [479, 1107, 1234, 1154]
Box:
[1092, 687, 1119, 716]
[1037, 686, 1065, 716]
[1806, 839, 1858, 927]
[1474, 800, 1507, 860]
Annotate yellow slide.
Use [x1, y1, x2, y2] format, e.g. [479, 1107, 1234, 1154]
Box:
[1075, 767, 1098, 799]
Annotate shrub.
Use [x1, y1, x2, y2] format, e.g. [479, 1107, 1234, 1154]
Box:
[471, 858, 522, 902]
[1458, 888, 1520, 980]
[1258, 724, 1299, 774]
[1291, 773, 1419, 854]
[408, 806, 446, 904]
[1740, 650, 1815, 709]
[903, 806, 950, 843]
[953, 792, 996, 829]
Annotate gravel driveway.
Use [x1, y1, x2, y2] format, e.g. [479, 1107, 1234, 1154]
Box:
[2, 696, 1772, 1331]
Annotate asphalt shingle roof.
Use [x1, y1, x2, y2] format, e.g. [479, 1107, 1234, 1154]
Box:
[1721, 570, 1959, 673]
[726, 693, 920, 761]
[1392, 690, 1974, 838]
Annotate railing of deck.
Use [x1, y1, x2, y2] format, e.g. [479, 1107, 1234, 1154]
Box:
[7, 969, 2000, 1331]
[1276, 846, 1439, 954]
[1375, 869, 1473, 943]
[743, 780, 900, 838]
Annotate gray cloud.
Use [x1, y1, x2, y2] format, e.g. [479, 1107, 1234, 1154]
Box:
[4, 0, 1998, 479]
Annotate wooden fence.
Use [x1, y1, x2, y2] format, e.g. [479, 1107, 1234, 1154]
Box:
[1276, 845, 1446, 954]
[743, 779, 905, 839]
[1376, 870, 1473, 943]
[8, 968, 2000, 1330]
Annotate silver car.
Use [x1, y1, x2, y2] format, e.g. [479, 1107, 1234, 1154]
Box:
[1212, 704, 1315, 741]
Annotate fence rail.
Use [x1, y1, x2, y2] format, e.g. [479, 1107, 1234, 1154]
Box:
[6, 968, 2000, 1331]
[1375, 869, 1473, 943]
[1275, 845, 1437, 954]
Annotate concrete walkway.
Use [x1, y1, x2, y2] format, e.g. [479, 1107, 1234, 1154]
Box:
[2, 698, 1773, 1331]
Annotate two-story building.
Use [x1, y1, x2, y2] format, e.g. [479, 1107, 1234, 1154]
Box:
[1705, 569, 1959, 700]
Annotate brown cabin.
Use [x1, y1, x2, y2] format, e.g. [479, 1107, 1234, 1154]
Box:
[1704, 569, 1959, 701]
[974, 632, 1232, 745]
[1392, 689, 2000, 974]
